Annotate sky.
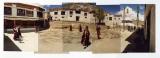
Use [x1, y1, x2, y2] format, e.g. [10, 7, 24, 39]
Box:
[120, 4, 145, 15]
[98, 5, 120, 15]
[43, 5, 62, 10]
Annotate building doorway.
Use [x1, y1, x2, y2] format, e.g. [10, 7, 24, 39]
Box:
[76, 16, 80, 21]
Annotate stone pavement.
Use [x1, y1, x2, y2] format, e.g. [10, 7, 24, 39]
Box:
[38, 21, 124, 53]
[38, 21, 64, 53]
[3, 21, 141, 53]
[120, 30, 133, 52]
[4, 32, 38, 51]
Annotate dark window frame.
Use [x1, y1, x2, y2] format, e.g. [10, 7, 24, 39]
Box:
[85, 17, 87, 18]
[54, 12, 58, 15]
[61, 11, 65, 15]
[70, 11, 73, 15]
[109, 17, 112, 21]
[76, 10, 81, 14]
[70, 15, 72, 17]
[26, 10, 33, 17]
[17, 9, 25, 16]
[4, 7, 12, 15]
[84, 13, 87, 16]
[62, 16, 64, 18]
[37, 11, 43, 18]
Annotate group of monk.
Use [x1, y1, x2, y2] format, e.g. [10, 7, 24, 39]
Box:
[69, 24, 101, 49]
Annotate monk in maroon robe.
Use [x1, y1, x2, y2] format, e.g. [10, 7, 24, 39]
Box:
[81, 26, 91, 49]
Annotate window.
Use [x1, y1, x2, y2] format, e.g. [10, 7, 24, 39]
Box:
[61, 11, 65, 15]
[17, 9, 25, 16]
[109, 17, 112, 21]
[62, 16, 64, 18]
[85, 17, 87, 18]
[70, 11, 73, 15]
[106, 14, 108, 16]
[70, 15, 72, 17]
[4, 7, 11, 15]
[89, 12, 92, 14]
[76, 11, 81, 14]
[26, 10, 33, 17]
[54, 12, 58, 15]
[84, 13, 87, 16]
[55, 17, 57, 18]
[37, 12, 43, 18]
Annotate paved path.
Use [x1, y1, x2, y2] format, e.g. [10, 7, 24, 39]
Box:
[4, 32, 38, 51]
[120, 30, 133, 52]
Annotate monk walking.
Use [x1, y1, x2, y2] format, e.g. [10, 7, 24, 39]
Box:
[81, 26, 91, 49]
[69, 25, 72, 31]
[13, 26, 19, 41]
[96, 24, 101, 39]
[79, 24, 82, 32]
[17, 26, 24, 43]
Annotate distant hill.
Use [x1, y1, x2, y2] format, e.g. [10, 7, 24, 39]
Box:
[62, 3, 97, 12]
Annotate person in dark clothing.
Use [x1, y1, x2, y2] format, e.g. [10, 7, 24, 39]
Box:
[69, 25, 72, 31]
[17, 26, 22, 37]
[17, 26, 23, 43]
[134, 26, 136, 31]
[81, 26, 91, 49]
[35, 21, 39, 32]
[79, 24, 82, 32]
[96, 24, 101, 39]
[13, 26, 19, 41]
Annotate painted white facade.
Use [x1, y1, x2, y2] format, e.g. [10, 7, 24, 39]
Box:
[104, 12, 122, 27]
[49, 9, 95, 23]
[116, 6, 144, 27]
[49, 8, 123, 27]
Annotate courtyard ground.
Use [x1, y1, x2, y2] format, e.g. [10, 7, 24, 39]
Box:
[38, 21, 132, 53]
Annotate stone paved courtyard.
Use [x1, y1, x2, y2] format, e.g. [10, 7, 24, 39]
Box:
[38, 21, 132, 53]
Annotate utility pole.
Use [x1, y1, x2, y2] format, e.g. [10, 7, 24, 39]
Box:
[137, 5, 139, 28]
[123, 7, 125, 31]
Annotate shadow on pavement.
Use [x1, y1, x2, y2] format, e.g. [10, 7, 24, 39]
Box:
[4, 35, 21, 51]
[122, 28, 149, 53]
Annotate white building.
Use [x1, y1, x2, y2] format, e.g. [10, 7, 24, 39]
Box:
[104, 12, 122, 28]
[48, 7, 124, 28]
[116, 6, 144, 27]
[49, 8, 96, 23]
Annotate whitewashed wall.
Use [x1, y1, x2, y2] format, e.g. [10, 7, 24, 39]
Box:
[50, 10, 95, 23]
